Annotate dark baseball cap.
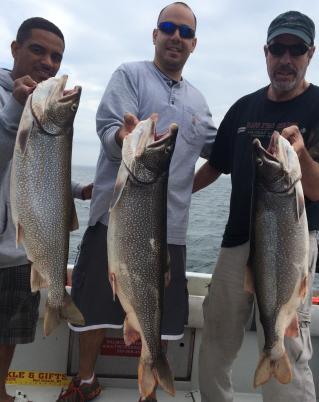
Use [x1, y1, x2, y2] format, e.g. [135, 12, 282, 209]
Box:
[267, 11, 315, 45]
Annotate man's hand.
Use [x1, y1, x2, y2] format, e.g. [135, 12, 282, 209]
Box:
[81, 183, 93, 200]
[281, 125, 305, 157]
[282, 125, 319, 201]
[115, 113, 139, 146]
[13, 75, 37, 106]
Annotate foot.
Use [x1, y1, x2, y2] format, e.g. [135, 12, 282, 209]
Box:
[138, 391, 157, 402]
[56, 375, 101, 401]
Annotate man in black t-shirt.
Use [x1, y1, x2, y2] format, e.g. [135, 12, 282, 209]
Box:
[194, 11, 319, 402]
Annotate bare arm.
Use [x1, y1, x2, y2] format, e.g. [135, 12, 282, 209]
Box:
[193, 161, 221, 193]
[281, 125, 319, 201]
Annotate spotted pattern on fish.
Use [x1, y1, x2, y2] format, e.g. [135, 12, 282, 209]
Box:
[251, 133, 309, 387]
[11, 76, 82, 313]
[108, 117, 177, 395]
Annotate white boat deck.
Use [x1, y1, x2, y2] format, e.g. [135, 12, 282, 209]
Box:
[7, 385, 263, 402]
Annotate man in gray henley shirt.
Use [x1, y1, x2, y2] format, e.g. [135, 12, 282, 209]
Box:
[62, 3, 217, 402]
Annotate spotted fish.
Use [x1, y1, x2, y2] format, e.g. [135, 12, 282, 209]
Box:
[107, 114, 177, 398]
[251, 131, 309, 387]
[10, 75, 84, 336]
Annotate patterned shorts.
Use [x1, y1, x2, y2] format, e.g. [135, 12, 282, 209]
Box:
[0, 264, 40, 344]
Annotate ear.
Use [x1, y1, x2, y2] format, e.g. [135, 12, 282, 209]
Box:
[308, 46, 316, 63]
[11, 41, 19, 58]
[190, 37, 197, 53]
[152, 28, 158, 45]
[264, 44, 268, 58]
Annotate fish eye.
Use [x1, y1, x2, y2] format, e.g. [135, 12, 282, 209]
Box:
[71, 103, 78, 112]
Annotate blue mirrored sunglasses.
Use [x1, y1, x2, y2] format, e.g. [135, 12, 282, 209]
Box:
[158, 21, 195, 39]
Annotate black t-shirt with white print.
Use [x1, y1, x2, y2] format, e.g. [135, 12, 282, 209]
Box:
[210, 84, 319, 247]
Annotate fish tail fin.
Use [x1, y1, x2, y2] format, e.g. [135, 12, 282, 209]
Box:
[254, 352, 292, 388]
[254, 353, 272, 388]
[272, 352, 292, 384]
[61, 292, 85, 326]
[153, 353, 175, 396]
[138, 360, 157, 398]
[44, 304, 60, 336]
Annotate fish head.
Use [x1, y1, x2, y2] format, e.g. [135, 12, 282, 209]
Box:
[123, 114, 178, 183]
[253, 131, 301, 193]
[31, 75, 81, 136]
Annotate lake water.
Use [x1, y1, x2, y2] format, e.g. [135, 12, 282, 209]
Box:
[70, 165, 319, 290]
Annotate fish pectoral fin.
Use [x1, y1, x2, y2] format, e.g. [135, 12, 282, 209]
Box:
[123, 316, 140, 346]
[16, 96, 33, 155]
[61, 292, 85, 326]
[244, 264, 255, 294]
[31, 266, 47, 291]
[31, 100, 46, 128]
[138, 359, 157, 398]
[295, 187, 305, 221]
[109, 164, 129, 210]
[153, 354, 175, 396]
[272, 352, 292, 384]
[69, 200, 79, 231]
[253, 353, 272, 388]
[285, 314, 299, 337]
[299, 275, 308, 299]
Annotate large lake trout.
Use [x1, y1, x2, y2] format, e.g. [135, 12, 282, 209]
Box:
[10, 75, 84, 336]
[251, 131, 309, 387]
[107, 115, 177, 398]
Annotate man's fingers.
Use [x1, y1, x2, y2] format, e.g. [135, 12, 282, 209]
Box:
[281, 125, 300, 140]
[124, 112, 139, 130]
[23, 75, 37, 87]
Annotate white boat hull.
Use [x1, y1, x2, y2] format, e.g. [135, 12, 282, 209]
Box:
[8, 272, 319, 401]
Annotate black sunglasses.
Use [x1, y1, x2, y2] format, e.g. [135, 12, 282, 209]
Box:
[158, 21, 195, 39]
[267, 42, 310, 57]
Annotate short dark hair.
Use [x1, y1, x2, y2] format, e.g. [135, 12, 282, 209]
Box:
[16, 17, 65, 44]
[157, 2, 197, 31]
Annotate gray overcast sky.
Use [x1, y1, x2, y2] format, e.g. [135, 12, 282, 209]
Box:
[1, 0, 319, 166]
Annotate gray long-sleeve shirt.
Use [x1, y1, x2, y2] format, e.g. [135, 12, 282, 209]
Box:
[90, 61, 217, 245]
[0, 68, 84, 269]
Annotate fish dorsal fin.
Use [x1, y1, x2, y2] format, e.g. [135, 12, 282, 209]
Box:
[295, 184, 305, 222]
[16, 96, 33, 155]
[109, 163, 129, 211]
[70, 199, 79, 231]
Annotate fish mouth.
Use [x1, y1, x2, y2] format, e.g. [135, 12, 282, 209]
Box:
[133, 115, 178, 158]
[253, 131, 281, 166]
[149, 123, 178, 148]
[52, 75, 82, 104]
[61, 86, 82, 102]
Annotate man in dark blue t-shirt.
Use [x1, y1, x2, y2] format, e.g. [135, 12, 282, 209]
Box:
[194, 11, 319, 402]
